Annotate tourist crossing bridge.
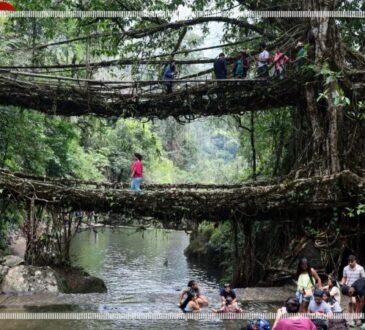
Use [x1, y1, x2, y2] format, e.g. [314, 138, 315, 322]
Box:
[2, 69, 364, 120]
[0, 169, 364, 223]
[0, 69, 307, 119]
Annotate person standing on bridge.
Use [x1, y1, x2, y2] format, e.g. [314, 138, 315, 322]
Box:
[214, 53, 227, 79]
[273, 49, 289, 80]
[233, 51, 250, 78]
[292, 42, 307, 69]
[131, 153, 143, 192]
[163, 60, 176, 94]
[256, 43, 270, 77]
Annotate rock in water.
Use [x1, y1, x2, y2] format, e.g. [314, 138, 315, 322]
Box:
[64, 275, 107, 294]
[1, 265, 63, 294]
[1, 255, 24, 267]
[52, 266, 107, 294]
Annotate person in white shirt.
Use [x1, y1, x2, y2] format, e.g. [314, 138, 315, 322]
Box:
[340, 254, 365, 313]
[323, 290, 342, 313]
[323, 274, 341, 304]
[256, 43, 270, 77]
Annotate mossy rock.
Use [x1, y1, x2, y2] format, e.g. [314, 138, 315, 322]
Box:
[53, 266, 107, 294]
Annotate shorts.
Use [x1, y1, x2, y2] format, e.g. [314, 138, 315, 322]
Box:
[184, 308, 193, 313]
[343, 295, 357, 309]
[296, 290, 312, 304]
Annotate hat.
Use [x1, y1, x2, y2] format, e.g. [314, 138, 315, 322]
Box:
[224, 283, 231, 288]
[296, 42, 304, 48]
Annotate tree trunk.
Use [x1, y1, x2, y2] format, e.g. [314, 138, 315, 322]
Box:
[250, 112, 257, 180]
[327, 82, 342, 173]
[24, 198, 37, 265]
[302, 0, 344, 175]
[241, 218, 256, 286]
[232, 216, 256, 287]
[305, 83, 326, 175]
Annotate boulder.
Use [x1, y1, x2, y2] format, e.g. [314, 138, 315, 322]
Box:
[1, 255, 24, 267]
[54, 267, 107, 294]
[0, 265, 9, 281]
[63, 275, 107, 294]
[1, 265, 63, 294]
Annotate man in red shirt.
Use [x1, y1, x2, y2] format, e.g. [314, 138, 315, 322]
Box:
[131, 153, 143, 191]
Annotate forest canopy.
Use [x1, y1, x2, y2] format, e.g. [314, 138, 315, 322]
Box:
[0, 0, 365, 182]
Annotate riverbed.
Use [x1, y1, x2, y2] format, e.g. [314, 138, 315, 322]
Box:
[0, 227, 286, 329]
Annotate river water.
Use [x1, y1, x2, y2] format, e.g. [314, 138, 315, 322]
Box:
[0, 227, 279, 329]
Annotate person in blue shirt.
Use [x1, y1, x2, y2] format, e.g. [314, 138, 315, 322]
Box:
[163, 60, 176, 93]
[308, 289, 332, 315]
[233, 51, 250, 78]
[214, 53, 227, 79]
[219, 283, 238, 306]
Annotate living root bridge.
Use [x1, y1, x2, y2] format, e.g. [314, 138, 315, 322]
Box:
[0, 72, 300, 119]
[0, 170, 364, 222]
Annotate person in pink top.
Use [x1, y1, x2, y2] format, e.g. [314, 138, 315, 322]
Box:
[273, 49, 289, 79]
[131, 153, 143, 191]
[273, 297, 316, 330]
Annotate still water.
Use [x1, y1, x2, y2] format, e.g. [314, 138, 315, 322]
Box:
[0, 227, 277, 329]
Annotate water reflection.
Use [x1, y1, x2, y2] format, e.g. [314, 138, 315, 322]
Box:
[69, 227, 222, 308]
[0, 227, 276, 329]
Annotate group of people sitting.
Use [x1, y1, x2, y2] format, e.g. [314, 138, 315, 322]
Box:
[179, 280, 241, 313]
[162, 41, 306, 94]
[178, 255, 365, 330]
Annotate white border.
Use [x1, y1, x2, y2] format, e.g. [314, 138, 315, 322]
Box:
[0, 11, 364, 18]
[0, 312, 363, 320]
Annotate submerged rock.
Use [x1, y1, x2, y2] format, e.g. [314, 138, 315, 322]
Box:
[1, 255, 24, 268]
[54, 267, 107, 294]
[1, 265, 63, 294]
[64, 275, 107, 294]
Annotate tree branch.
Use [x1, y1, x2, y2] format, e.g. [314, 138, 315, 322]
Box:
[17, 16, 269, 52]
[234, 115, 252, 132]
[2, 38, 261, 70]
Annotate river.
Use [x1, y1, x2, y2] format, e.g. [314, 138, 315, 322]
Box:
[0, 227, 280, 329]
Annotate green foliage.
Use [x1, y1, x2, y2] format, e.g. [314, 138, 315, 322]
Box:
[316, 65, 350, 108]
[0, 107, 102, 179]
[185, 221, 233, 274]
[0, 201, 25, 252]
[346, 204, 365, 218]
